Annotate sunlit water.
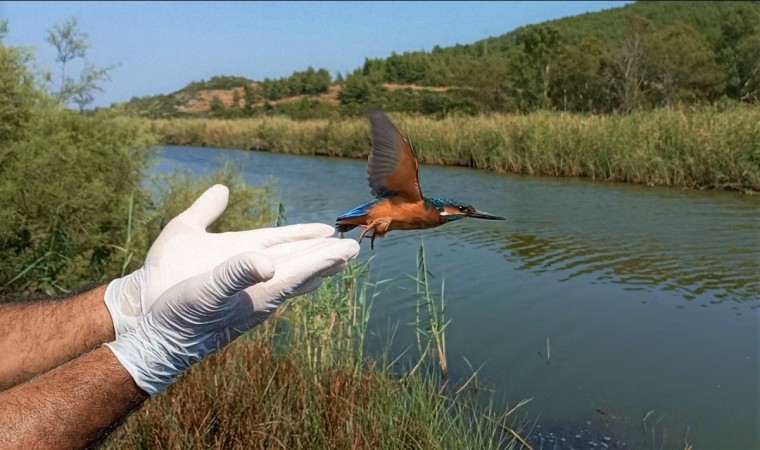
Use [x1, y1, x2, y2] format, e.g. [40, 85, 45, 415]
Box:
[154, 146, 759, 449]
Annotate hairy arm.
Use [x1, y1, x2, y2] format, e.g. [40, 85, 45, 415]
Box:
[0, 346, 148, 449]
[0, 285, 114, 390]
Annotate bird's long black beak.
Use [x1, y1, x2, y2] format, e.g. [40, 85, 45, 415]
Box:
[467, 209, 505, 220]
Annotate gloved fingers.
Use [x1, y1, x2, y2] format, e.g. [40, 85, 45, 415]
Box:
[320, 261, 347, 277]
[259, 237, 340, 265]
[290, 277, 323, 297]
[230, 223, 335, 248]
[174, 184, 230, 230]
[286, 238, 359, 279]
[275, 261, 347, 298]
[203, 252, 276, 299]
[265, 238, 359, 291]
[273, 260, 348, 298]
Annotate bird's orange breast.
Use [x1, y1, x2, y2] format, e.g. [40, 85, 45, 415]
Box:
[366, 197, 442, 232]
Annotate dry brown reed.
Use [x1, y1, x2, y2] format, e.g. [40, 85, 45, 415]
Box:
[143, 107, 760, 192]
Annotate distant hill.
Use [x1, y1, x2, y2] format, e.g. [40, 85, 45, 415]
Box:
[113, 1, 759, 118]
[455, 1, 754, 56]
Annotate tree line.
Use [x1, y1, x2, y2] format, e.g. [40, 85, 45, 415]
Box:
[344, 7, 759, 114]
[120, 1, 759, 119]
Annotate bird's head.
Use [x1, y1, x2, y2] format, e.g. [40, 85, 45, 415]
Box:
[427, 198, 506, 223]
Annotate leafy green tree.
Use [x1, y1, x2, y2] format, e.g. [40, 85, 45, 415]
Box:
[260, 78, 285, 100]
[645, 22, 723, 106]
[120, 93, 178, 119]
[503, 46, 534, 111]
[467, 54, 510, 112]
[298, 66, 331, 95]
[183, 75, 253, 92]
[1, 26, 270, 296]
[338, 70, 373, 105]
[0, 25, 37, 145]
[423, 54, 454, 86]
[734, 33, 760, 102]
[315, 68, 332, 93]
[505, 25, 560, 111]
[385, 51, 430, 84]
[419, 92, 475, 117]
[273, 97, 340, 120]
[69, 63, 113, 112]
[717, 7, 760, 102]
[550, 38, 606, 112]
[243, 84, 260, 111]
[611, 14, 654, 113]
[361, 58, 387, 83]
[44, 18, 115, 111]
[257, 67, 331, 100]
[523, 25, 559, 109]
[0, 32, 156, 295]
[209, 95, 225, 116]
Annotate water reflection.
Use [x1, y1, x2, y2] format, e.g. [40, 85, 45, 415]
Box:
[460, 228, 760, 302]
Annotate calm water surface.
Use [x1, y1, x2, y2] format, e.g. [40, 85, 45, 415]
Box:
[154, 146, 759, 449]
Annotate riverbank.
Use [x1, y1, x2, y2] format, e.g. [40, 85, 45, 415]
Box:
[143, 107, 760, 192]
[103, 256, 529, 449]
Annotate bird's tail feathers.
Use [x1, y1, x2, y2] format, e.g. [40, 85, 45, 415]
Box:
[335, 223, 358, 233]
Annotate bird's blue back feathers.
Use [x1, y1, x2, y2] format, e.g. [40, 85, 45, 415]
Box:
[337, 198, 381, 220]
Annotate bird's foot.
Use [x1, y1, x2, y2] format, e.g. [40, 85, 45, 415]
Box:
[359, 223, 382, 252]
[358, 226, 373, 245]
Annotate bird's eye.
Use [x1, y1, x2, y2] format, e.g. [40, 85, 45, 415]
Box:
[459, 206, 466, 212]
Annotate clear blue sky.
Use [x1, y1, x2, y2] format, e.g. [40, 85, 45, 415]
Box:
[1, 1, 631, 107]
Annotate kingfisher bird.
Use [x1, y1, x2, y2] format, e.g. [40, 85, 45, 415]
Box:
[336, 110, 505, 250]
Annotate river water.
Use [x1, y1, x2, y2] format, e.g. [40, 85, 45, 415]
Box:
[154, 145, 759, 449]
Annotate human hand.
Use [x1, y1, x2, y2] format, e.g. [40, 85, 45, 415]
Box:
[104, 184, 337, 337]
[106, 231, 360, 395]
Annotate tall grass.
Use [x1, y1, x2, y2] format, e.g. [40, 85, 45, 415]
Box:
[409, 241, 450, 385]
[144, 106, 760, 192]
[103, 248, 530, 450]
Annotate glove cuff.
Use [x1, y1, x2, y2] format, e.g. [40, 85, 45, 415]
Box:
[105, 314, 186, 395]
[104, 270, 144, 337]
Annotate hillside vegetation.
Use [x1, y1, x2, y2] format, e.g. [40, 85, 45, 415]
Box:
[115, 1, 760, 119]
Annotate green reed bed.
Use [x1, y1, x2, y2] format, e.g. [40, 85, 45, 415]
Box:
[145, 107, 760, 192]
[103, 249, 528, 450]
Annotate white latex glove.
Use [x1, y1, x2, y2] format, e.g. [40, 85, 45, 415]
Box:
[106, 236, 360, 395]
[105, 184, 337, 337]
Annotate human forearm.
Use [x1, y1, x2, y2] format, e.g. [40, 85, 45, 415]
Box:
[0, 284, 114, 389]
[0, 346, 147, 449]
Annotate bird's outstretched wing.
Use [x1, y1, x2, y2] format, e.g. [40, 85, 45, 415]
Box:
[366, 110, 423, 202]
